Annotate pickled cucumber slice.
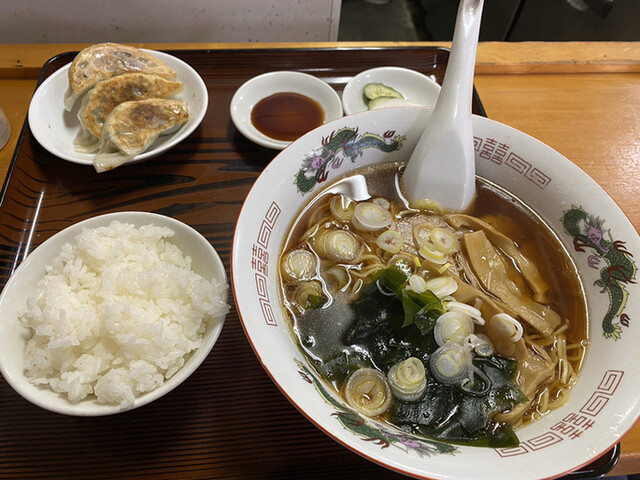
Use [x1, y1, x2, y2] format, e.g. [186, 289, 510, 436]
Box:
[367, 96, 402, 109]
[363, 83, 404, 101]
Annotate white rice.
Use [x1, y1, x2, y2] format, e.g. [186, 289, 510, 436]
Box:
[20, 220, 229, 408]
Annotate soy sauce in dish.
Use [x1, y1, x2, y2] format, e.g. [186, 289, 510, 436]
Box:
[251, 92, 324, 142]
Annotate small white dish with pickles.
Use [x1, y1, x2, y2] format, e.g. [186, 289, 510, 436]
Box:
[342, 66, 441, 115]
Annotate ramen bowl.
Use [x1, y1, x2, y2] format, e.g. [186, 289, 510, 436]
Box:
[232, 107, 640, 480]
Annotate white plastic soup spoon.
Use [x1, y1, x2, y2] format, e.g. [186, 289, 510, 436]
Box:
[402, 0, 484, 212]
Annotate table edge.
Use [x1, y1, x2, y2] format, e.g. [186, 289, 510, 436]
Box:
[1, 41, 639, 79]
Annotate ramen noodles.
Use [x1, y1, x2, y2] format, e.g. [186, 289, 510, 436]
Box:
[279, 162, 588, 447]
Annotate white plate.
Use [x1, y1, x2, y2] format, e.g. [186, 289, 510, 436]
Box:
[342, 66, 441, 115]
[0, 211, 228, 416]
[230, 71, 343, 150]
[27, 50, 208, 168]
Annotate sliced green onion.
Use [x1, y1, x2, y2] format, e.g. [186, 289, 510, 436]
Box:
[464, 333, 495, 357]
[323, 265, 349, 292]
[314, 229, 361, 263]
[372, 197, 391, 210]
[433, 311, 474, 346]
[330, 194, 355, 222]
[408, 198, 445, 214]
[429, 343, 472, 386]
[413, 223, 433, 247]
[294, 280, 324, 309]
[418, 241, 447, 264]
[445, 300, 485, 325]
[387, 357, 427, 402]
[424, 276, 457, 298]
[376, 229, 403, 254]
[281, 249, 317, 282]
[438, 262, 453, 274]
[344, 368, 392, 417]
[408, 274, 428, 293]
[352, 202, 393, 231]
[490, 313, 524, 342]
[429, 227, 459, 253]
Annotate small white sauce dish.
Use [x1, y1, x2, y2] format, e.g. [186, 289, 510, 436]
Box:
[28, 50, 208, 168]
[341, 66, 441, 115]
[230, 71, 343, 150]
[0, 211, 228, 416]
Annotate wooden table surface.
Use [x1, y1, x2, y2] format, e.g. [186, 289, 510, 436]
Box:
[0, 41, 639, 478]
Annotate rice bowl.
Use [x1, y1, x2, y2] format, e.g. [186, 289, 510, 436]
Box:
[0, 211, 229, 416]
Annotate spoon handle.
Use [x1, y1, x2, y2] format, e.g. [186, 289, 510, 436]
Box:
[437, 0, 483, 125]
[402, 0, 483, 212]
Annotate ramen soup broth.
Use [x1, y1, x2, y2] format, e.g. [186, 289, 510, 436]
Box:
[279, 162, 588, 447]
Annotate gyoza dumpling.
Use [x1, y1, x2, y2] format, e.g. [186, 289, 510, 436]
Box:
[64, 43, 178, 111]
[93, 98, 189, 173]
[74, 73, 184, 152]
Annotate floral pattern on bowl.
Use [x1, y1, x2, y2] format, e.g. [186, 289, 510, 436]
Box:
[562, 206, 637, 339]
[294, 126, 406, 194]
[295, 358, 457, 457]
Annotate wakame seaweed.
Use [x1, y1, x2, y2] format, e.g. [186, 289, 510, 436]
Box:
[298, 267, 527, 447]
[301, 266, 436, 383]
[391, 356, 526, 448]
[344, 266, 444, 369]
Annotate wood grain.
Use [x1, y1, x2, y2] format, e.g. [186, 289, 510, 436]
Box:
[0, 47, 452, 480]
[0, 42, 639, 479]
